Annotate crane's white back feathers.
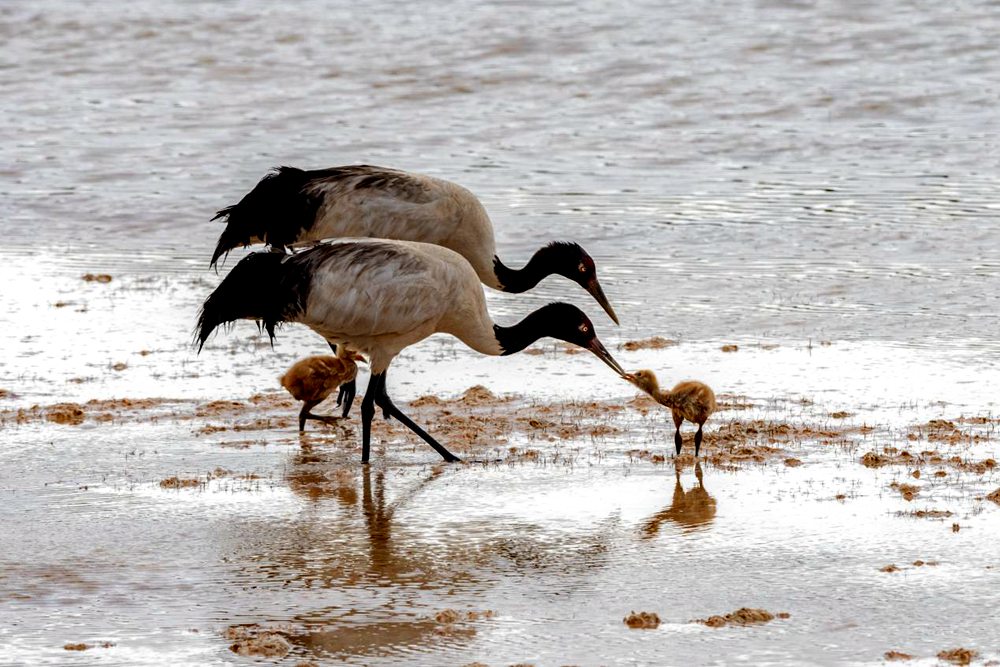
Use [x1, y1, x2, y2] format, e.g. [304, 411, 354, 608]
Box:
[293, 240, 501, 372]
[304, 169, 501, 288]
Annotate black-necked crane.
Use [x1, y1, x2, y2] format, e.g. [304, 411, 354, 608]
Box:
[279, 349, 366, 432]
[196, 239, 626, 464]
[209, 165, 619, 325]
[625, 370, 717, 457]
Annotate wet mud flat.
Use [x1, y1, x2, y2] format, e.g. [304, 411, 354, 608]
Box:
[1, 258, 1000, 665]
[2, 378, 999, 666]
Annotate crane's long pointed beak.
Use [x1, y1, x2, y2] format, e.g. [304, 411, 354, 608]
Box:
[586, 277, 620, 325]
[588, 338, 627, 377]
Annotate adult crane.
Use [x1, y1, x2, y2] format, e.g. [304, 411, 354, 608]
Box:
[210, 165, 619, 325]
[196, 239, 625, 464]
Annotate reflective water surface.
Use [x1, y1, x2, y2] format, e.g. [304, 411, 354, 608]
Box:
[3, 0, 1000, 664]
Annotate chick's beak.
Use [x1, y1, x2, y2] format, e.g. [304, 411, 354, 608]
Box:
[587, 337, 627, 377]
[585, 277, 620, 325]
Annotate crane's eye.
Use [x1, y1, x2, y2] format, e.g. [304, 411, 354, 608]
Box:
[578, 323, 589, 334]
[578, 262, 587, 273]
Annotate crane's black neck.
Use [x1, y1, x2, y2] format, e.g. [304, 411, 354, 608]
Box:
[493, 247, 556, 294]
[493, 302, 583, 356]
[493, 309, 551, 355]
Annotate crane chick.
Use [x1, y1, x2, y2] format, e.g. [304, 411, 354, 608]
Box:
[280, 351, 366, 432]
[626, 369, 716, 457]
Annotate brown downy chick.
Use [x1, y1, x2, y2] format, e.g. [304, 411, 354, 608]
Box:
[280, 352, 367, 432]
[626, 369, 716, 457]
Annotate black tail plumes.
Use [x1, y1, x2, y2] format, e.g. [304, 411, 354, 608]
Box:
[210, 166, 323, 267]
[195, 251, 311, 352]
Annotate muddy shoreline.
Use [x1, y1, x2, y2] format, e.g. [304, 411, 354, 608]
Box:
[3, 376, 999, 665]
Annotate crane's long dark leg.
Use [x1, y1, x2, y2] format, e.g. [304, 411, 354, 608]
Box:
[338, 381, 357, 419]
[372, 370, 460, 463]
[360, 373, 382, 464]
[695, 423, 704, 458]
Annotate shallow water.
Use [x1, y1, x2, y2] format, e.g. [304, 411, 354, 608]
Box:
[2, 374, 999, 666]
[3, 0, 1000, 664]
[4, 0, 1000, 344]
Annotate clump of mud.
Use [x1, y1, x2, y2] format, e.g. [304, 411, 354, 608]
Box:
[890, 482, 920, 501]
[913, 419, 991, 446]
[87, 398, 169, 412]
[720, 344, 739, 352]
[621, 336, 677, 351]
[986, 488, 1000, 505]
[783, 458, 803, 467]
[880, 564, 900, 573]
[623, 611, 660, 629]
[957, 416, 1000, 425]
[196, 416, 291, 435]
[884, 650, 913, 661]
[410, 385, 512, 410]
[697, 608, 787, 627]
[247, 392, 296, 408]
[194, 400, 247, 416]
[82, 273, 112, 283]
[861, 451, 891, 468]
[861, 448, 995, 475]
[45, 403, 85, 425]
[629, 450, 667, 465]
[410, 395, 445, 407]
[435, 609, 461, 624]
[829, 411, 853, 419]
[225, 626, 291, 658]
[937, 648, 978, 665]
[517, 413, 620, 441]
[459, 385, 504, 406]
[0, 389, 13, 400]
[62, 641, 114, 651]
[159, 477, 201, 489]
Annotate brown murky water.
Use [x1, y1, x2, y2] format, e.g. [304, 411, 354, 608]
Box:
[3, 0, 1000, 665]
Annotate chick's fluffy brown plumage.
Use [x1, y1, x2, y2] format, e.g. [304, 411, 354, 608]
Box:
[280, 355, 360, 403]
[626, 369, 717, 456]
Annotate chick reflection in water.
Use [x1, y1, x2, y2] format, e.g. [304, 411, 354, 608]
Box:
[640, 462, 716, 537]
